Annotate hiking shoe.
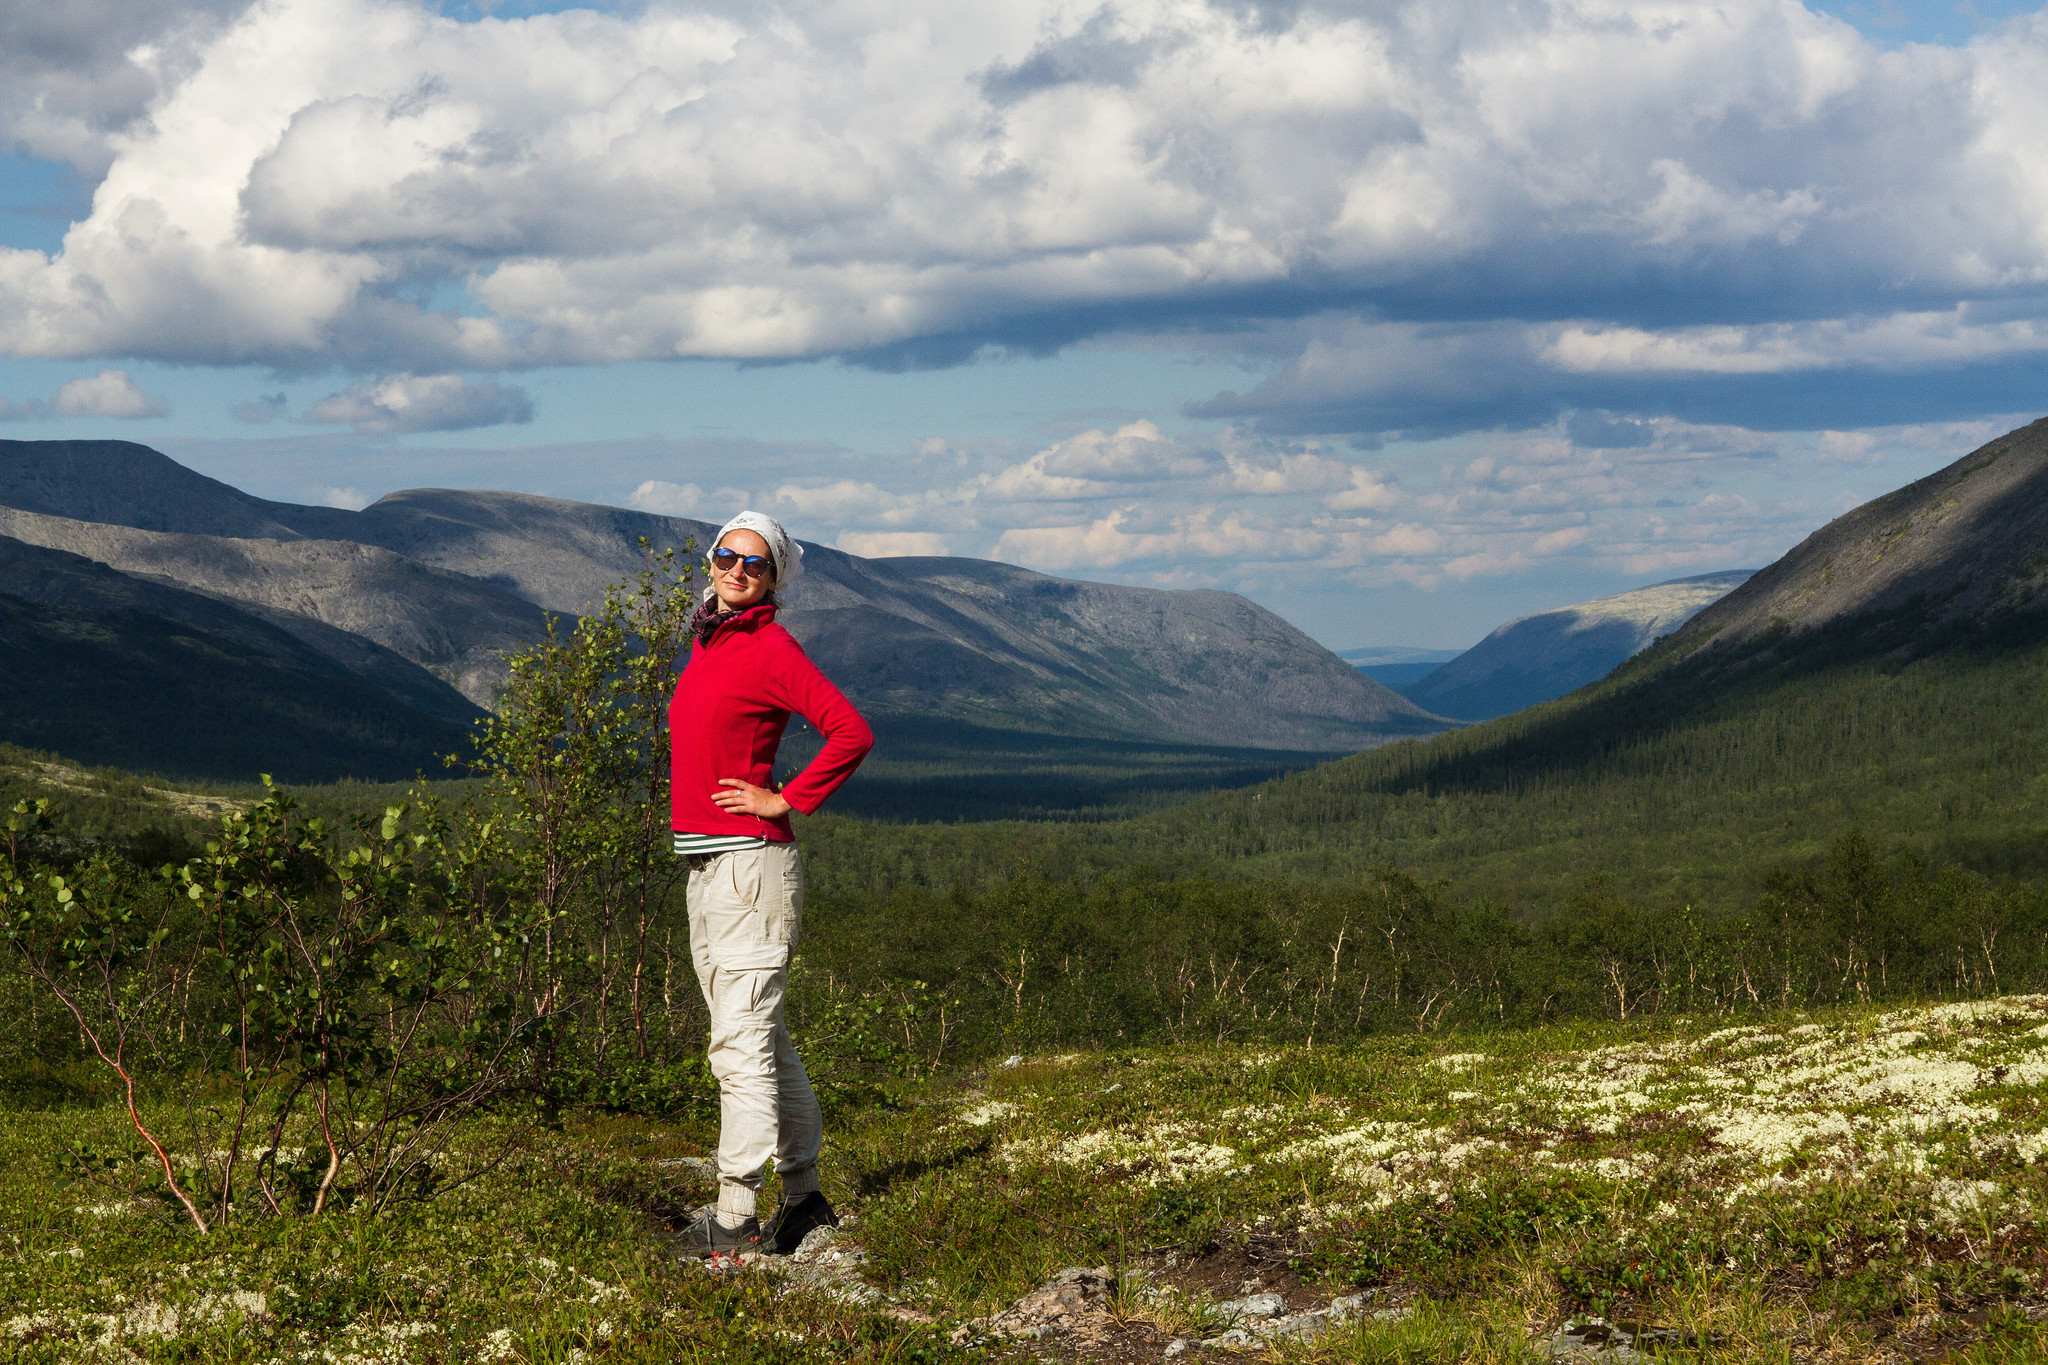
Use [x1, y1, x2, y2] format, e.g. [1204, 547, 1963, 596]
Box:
[673, 1206, 763, 1260]
[764, 1191, 839, 1256]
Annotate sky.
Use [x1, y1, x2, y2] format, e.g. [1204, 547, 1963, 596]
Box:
[1, 0, 2045, 650]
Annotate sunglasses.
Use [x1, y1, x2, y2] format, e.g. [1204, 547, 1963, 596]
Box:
[710, 546, 774, 578]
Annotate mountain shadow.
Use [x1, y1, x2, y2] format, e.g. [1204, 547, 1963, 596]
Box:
[0, 536, 478, 783]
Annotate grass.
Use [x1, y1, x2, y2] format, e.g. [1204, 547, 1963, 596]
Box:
[0, 1102, 974, 1364]
[14, 998, 2048, 1361]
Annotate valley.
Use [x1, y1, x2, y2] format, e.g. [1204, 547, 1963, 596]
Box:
[0, 440, 1444, 792]
[7, 419, 2048, 1364]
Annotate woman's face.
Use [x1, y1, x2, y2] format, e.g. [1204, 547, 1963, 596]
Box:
[711, 528, 776, 611]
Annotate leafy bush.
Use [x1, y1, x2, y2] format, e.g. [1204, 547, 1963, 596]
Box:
[0, 544, 708, 1229]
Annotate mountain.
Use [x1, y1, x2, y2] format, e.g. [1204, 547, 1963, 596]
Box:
[1337, 646, 1464, 691]
[794, 417, 2048, 911]
[0, 440, 1445, 784]
[0, 505, 552, 708]
[1155, 418, 2048, 904]
[1672, 416, 2048, 664]
[0, 537, 478, 781]
[306, 488, 1443, 750]
[1399, 571, 1753, 720]
[0, 439, 308, 538]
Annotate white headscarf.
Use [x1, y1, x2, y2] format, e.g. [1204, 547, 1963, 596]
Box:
[710, 510, 804, 595]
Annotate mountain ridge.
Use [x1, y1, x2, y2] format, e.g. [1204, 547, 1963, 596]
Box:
[1402, 571, 1754, 720]
[0, 439, 1444, 760]
[0, 536, 477, 781]
[788, 416, 2048, 908]
[1674, 417, 2048, 665]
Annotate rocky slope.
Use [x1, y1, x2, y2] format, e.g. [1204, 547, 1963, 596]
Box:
[1673, 417, 2048, 662]
[0, 536, 477, 780]
[0, 440, 1442, 754]
[0, 505, 552, 708]
[1402, 571, 1753, 720]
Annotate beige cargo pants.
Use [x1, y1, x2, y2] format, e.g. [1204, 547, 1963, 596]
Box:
[686, 840, 824, 1222]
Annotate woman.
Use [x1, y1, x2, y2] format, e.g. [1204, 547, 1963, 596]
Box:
[668, 510, 873, 1258]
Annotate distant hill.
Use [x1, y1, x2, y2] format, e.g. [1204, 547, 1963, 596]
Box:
[0, 439, 1446, 786]
[796, 417, 2048, 911]
[1673, 416, 2048, 665]
[1131, 418, 2048, 905]
[0, 505, 552, 709]
[1336, 645, 1463, 691]
[0, 537, 477, 782]
[1399, 572, 1753, 720]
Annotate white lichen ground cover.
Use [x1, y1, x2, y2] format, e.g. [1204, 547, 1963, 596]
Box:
[905, 997, 2048, 1359]
[13, 999, 2048, 1363]
[981, 997, 2048, 1230]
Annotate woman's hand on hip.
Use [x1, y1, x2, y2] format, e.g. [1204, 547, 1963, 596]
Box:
[712, 778, 792, 819]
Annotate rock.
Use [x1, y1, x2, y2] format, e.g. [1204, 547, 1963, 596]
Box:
[1325, 1293, 1376, 1322]
[1185, 1288, 1407, 1349]
[1215, 1292, 1287, 1320]
[1002, 1055, 1024, 1068]
[1164, 1339, 1189, 1357]
[773, 1221, 885, 1310]
[1262, 1314, 1327, 1341]
[790, 1225, 841, 1262]
[1536, 1317, 1698, 1361]
[817, 1280, 885, 1308]
[973, 1266, 1117, 1340]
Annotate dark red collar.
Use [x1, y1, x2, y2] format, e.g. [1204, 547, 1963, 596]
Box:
[699, 598, 777, 644]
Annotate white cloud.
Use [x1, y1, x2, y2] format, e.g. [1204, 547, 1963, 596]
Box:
[1326, 468, 1401, 512]
[0, 0, 254, 174]
[1635, 159, 1823, 248]
[627, 479, 754, 519]
[731, 412, 1851, 592]
[1816, 430, 1882, 464]
[628, 480, 706, 517]
[983, 421, 1214, 502]
[993, 507, 1284, 571]
[0, 367, 167, 420]
[4, 0, 2048, 403]
[1223, 449, 1354, 496]
[1541, 307, 2048, 377]
[303, 373, 531, 434]
[316, 485, 369, 510]
[838, 530, 949, 558]
[1532, 526, 1591, 554]
[232, 391, 287, 423]
[771, 479, 919, 522]
[55, 368, 167, 418]
[1369, 524, 1444, 557]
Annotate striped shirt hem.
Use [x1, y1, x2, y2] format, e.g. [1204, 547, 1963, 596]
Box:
[672, 832, 769, 857]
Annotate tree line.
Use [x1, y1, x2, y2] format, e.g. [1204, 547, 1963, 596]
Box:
[4, 551, 2046, 1233]
[789, 829, 2045, 1056]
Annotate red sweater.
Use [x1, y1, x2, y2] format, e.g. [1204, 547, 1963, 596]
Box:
[668, 602, 873, 842]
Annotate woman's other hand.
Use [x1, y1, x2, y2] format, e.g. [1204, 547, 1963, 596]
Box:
[712, 777, 792, 819]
